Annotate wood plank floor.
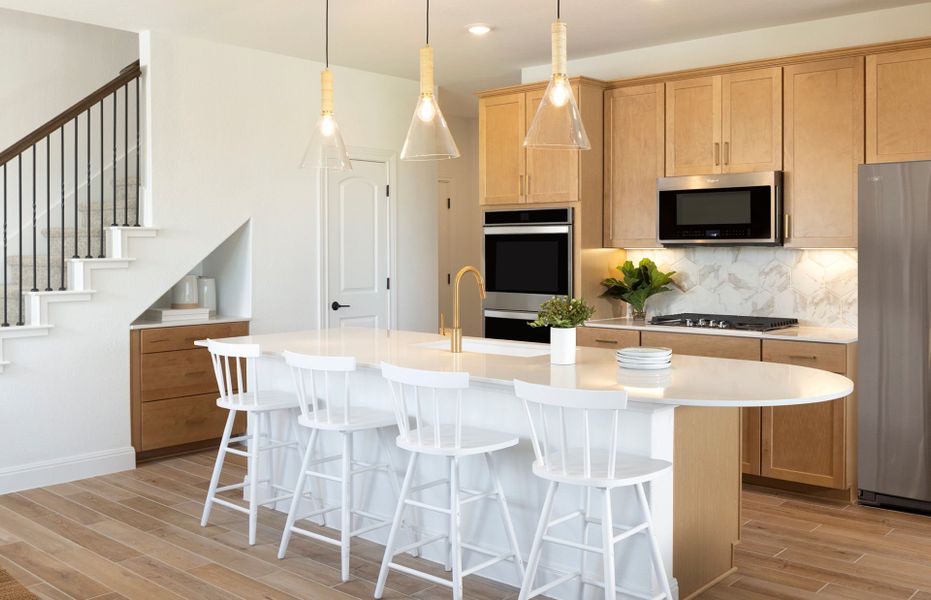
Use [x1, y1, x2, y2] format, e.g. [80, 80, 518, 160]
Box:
[0, 451, 929, 599]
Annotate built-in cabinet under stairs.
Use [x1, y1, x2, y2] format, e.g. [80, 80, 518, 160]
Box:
[0, 61, 154, 372]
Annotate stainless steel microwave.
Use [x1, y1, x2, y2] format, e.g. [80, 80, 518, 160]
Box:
[657, 171, 783, 245]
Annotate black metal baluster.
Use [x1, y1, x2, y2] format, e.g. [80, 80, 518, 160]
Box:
[46, 135, 51, 290]
[2, 163, 7, 326]
[99, 101, 104, 258]
[123, 82, 129, 227]
[112, 90, 117, 227]
[31, 145, 37, 292]
[135, 76, 140, 227]
[17, 155, 23, 325]
[85, 108, 91, 259]
[60, 127, 65, 290]
[73, 116, 78, 259]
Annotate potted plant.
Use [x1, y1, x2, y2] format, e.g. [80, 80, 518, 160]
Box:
[530, 296, 595, 365]
[600, 258, 677, 321]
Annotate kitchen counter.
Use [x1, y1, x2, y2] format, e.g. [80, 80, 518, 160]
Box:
[197, 327, 852, 599]
[586, 317, 858, 344]
[130, 314, 250, 330]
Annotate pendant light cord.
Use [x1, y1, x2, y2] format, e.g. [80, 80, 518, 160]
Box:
[426, 0, 430, 45]
[325, 0, 329, 68]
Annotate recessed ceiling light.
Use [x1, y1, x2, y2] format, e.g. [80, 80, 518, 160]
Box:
[467, 23, 493, 36]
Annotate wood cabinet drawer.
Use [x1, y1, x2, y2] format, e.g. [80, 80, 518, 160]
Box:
[140, 348, 222, 402]
[140, 321, 249, 354]
[762, 340, 846, 373]
[641, 331, 761, 360]
[141, 393, 246, 451]
[577, 327, 640, 349]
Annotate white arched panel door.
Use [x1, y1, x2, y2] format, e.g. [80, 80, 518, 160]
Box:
[326, 159, 390, 329]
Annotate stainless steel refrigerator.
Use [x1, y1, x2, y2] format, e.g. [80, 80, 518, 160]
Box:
[859, 160, 931, 513]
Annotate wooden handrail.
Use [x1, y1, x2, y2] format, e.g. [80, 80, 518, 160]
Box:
[0, 60, 141, 167]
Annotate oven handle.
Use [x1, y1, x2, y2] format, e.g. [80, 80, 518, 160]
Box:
[483, 225, 571, 235]
[484, 309, 539, 320]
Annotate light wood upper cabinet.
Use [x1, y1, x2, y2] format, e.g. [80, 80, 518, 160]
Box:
[784, 58, 863, 249]
[525, 86, 580, 204]
[665, 76, 720, 176]
[721, 67, 782, 173]
[665, 69, 781, 176]
[604, 83, 665, 248]
[479, 92, 525, 205]
[866, 48, 931, 163]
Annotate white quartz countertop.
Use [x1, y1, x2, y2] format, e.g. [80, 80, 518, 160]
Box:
[585, 318, 858, 344]
[130, 315, 250, 330]
[195, 328, 853, 408]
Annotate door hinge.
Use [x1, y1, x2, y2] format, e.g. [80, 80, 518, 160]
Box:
[386, 184, 390, 197]
[386, 277, 391, 290]
[447, 197, 451, 209]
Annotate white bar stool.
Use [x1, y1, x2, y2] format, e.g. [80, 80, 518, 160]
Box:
[201, 339, 304, 546]
[277, 351, 415, 583]
[375, 362, 525, 600]
[513, 379, 673, 600]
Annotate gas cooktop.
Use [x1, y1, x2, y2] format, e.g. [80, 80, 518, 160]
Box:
[649, 313, 799, 332]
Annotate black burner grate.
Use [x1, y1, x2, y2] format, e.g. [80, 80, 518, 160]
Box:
[649, 313, 799, 332]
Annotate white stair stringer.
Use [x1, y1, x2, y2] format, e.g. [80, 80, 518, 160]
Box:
[1, 225, 158, 372]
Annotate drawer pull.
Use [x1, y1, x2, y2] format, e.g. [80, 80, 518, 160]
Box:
[184, 370, 208, 378]
[595, 339, 619, 345]
[788, 354, 818, 360]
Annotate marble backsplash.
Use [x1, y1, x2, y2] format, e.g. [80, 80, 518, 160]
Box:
[622, 248, 858, 328]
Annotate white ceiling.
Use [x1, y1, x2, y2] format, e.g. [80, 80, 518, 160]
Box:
[1, 0, 926, 115]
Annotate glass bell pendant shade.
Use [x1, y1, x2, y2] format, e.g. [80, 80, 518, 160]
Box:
[301, 69, 352, 170]
[524, 21, 590, 150]
[401, 46, 460, 161]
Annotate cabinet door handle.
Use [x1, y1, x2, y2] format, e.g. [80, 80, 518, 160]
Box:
[595, 339, 619, 345]
[714, 142, 720, 166]
[724, 141, 730, 165]
[784, 213, 791, 241]
[519, 174, 524, 197]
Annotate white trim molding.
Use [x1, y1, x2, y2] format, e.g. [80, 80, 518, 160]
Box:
[0, 446, 135, 494]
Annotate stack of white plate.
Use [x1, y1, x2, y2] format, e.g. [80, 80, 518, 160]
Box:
[616, 346, 672, 370]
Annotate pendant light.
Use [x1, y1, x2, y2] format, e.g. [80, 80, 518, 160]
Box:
[400, 0, 460, 161]
[524, 0, 590, 150]
[301, 0, 351, 170]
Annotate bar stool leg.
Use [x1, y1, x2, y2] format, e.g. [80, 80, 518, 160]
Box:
[375, 452, 418, 599]
[518, 481, 559, 600]
[247, 413, 261, 546]
[449, 456, 463, 600]
[579, 487, 592, 595]
[636, 483, 673, 599]
[378, 428, 420, 557]
[201, 409, 236, 527]
[261, 412, 275, 508]
[340, 431, 353, 582]
[444, 455, 453, 572]
[484, 452, 525, 580]
[278, 427, 317, 559]
[602, 488, 616, 600]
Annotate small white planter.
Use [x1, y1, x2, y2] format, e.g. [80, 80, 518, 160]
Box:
[550, 327, 577, 365]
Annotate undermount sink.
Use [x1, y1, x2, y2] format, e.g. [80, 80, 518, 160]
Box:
[417, 338, 550, 357]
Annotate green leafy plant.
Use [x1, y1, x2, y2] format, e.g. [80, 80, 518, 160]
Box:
[600, 258, 677, 317]
[529, 296, 595, 329]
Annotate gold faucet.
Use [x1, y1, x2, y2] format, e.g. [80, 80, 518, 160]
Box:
[451, 266, 486, 353]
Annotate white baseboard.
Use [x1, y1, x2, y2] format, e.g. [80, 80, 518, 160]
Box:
[0, 446, 135, 494]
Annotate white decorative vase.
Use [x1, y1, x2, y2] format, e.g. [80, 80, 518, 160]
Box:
[171, 275, 199, 309]
[550, 327, 577, 365]
[198, 277, 217, 316]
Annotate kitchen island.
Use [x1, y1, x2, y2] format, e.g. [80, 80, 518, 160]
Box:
[196, 327, 853, 600]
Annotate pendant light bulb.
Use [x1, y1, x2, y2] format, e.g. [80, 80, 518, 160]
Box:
[320, 113, 337, 137]
[400, 0, 460, 161]
[524, 10, 591, 150]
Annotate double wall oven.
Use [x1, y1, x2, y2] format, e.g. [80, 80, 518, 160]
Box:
[482, 208, 572, 342]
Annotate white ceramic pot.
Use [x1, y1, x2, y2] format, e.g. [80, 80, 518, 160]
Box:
[171, 274, 199, 309]
[550, 326, 577, 365]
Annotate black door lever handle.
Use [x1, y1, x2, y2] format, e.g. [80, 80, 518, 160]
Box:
[331, 301, 351, 311]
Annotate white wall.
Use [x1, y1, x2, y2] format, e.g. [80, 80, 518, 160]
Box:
[0, 8, 137, 149]
[522, 2, 931, 83]
[0, 30, 438, 492]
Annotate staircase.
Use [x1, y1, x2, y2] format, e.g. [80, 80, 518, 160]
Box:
[0, 61, 154, 372]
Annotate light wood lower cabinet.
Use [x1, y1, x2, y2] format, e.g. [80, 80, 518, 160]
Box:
[131, 321, 249, 460]
[761, 340, 855, 489]
[640, 331, 761, 361]
[741, 407, 762, 475]
[576, 326, 640, 349]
